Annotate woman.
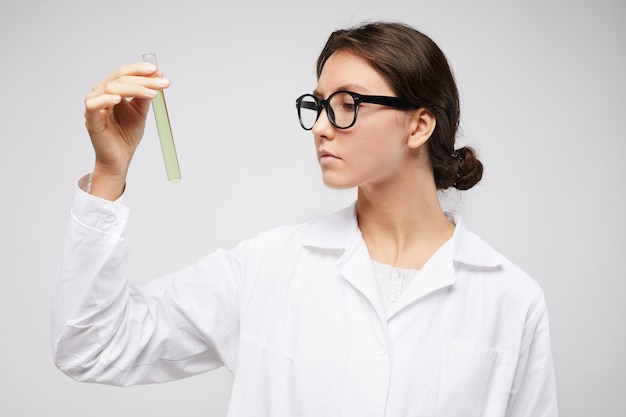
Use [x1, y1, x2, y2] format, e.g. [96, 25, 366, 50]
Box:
[52, 21, 558, 416]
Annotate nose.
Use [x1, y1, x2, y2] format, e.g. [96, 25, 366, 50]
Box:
[311, 106, 335, 139]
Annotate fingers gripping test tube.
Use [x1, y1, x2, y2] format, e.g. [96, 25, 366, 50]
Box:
[142, 53, 181, 183]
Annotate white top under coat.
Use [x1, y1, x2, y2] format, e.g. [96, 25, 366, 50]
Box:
[372, 260, 419, 315]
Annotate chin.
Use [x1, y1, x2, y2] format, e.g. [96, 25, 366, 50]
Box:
[322, 176, 357, 190]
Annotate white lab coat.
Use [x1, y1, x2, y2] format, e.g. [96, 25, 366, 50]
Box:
[52, 175, 558, 417]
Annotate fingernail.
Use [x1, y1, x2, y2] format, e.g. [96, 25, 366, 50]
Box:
[157, 78, 170, 87]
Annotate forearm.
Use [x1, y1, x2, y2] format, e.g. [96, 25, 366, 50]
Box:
[51, 176, 132, 382]
[52, 176, 238, 385]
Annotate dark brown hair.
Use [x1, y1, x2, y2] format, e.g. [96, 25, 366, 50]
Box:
[316, 21, 483, 190]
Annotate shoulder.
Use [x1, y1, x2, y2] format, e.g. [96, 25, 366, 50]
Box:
[451, 214, 545, 303]
[232, 203, 358, 256]
[254, 204, 357, 248]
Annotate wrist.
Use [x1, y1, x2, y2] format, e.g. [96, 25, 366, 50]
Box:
[91, 166, 127, 201]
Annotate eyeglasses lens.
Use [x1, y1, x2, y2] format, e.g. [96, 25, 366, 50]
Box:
[298, 96, 319, 130]
[297, 92, 357, 130]
[328, 92, 356, 129]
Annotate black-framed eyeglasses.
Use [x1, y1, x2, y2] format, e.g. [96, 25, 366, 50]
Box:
[295, 90, 418, 130]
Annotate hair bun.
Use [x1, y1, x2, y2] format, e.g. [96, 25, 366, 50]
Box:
[448, 146, 483, 190]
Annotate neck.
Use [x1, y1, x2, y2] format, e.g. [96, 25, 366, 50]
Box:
[356, 173, 454, 269]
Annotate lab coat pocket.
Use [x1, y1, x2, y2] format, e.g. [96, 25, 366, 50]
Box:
[231, 331, 296, 416]
[436, 339, 517, 417]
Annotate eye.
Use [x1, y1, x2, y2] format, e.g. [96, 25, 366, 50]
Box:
[329, 92, 357, 113]
[340, 101, 356, 111]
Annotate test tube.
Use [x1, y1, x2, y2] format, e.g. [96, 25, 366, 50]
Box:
[142, 52, 181, 183]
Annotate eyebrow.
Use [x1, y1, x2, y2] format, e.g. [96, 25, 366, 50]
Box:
[313, 83, 370, 98]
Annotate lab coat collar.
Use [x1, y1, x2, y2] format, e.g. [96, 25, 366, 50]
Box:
[302, 203, 503, 270]
[301, 203, 359, 250]
[447, 212, 503, 268]
[302, 203, 503, 319]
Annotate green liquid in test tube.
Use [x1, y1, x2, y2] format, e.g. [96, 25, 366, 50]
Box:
[142, 52, 181, 183]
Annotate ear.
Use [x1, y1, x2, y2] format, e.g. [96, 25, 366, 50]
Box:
[407, 108, 436, 150]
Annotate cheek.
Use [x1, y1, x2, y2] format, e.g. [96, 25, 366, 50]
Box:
[355, 120, 408, 161]
[347, 136, 407, 182]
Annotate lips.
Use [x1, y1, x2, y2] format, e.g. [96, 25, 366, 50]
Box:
[318, 149, 339, 165]
[318, 146, 338, 158]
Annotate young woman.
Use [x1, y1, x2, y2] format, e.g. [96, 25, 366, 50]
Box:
[52, 21, 558, 416]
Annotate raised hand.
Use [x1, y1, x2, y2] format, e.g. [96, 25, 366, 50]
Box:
[84, 62, 170, 200]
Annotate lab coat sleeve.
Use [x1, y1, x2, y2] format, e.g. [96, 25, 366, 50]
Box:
[51, 180, 243, 386]
[506, 295, 559, 417]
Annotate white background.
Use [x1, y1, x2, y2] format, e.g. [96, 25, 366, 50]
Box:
[1, 0, 624, 415]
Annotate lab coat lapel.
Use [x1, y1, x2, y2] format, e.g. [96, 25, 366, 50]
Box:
[386, 239, 456, 319]
[336, 234, 385, 317]
[302, 203, 385, 317]
[384, 214, 504, 319]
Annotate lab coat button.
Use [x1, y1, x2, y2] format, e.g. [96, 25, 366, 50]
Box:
[98, 214, 115, 223]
